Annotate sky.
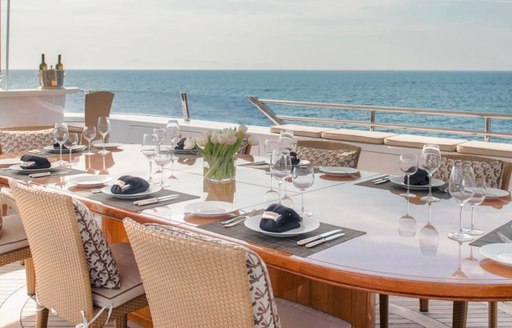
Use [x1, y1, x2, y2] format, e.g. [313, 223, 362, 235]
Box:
[5, 0, 512, 70]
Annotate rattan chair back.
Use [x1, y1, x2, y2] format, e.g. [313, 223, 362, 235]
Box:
[0, 126, 55, 155]
[9, 181, 94, 323]
[124, 218, 255, 328]
[296, 139, 362, 168]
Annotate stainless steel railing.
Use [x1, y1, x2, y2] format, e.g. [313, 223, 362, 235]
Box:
[246, 96, 512, 142]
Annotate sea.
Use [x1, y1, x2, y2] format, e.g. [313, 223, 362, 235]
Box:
[4, 70, 512, 143]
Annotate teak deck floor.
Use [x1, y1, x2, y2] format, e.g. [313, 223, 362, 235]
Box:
[1, 262, 511, 327]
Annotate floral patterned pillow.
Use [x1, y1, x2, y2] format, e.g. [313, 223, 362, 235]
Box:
[433, 157, 504, 189]
[145, 224, 281, 328]
[73, 199, 120, 289]
[0, 129, 54, 154]
[296, 146, 359, 168]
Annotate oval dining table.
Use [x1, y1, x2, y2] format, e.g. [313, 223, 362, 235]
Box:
[1, 144, 512, 328]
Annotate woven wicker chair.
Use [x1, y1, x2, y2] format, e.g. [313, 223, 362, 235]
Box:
[10, 181, 147, 328]
[124, 218, 351, 328]
[380, 154, 512, 328]
[0, 187, 35, 295]
[296, 140, 361, 168]
[0, 126, 55, 155]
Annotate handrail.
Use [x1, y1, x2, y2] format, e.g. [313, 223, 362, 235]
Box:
[246, 96, 512, 142]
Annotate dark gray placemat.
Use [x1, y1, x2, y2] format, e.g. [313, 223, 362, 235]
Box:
[198, 219, 366, 257]
[470, 220, 512, 247]
[86, 189, 199, 211]
[356, 178, 450, 200]
[0, 167, 86, 181]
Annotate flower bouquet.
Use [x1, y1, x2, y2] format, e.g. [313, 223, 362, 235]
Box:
[184, 125, 251, 183]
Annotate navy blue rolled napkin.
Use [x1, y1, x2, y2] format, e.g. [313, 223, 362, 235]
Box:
[53, 142, 69, 150]
[259, 203, 302, 233]
[174, 138, 187, 150]
[19, 154, 51, 169]
[406, 168, 430, 185]
[290, 151, 300, 166]
[111, 175, 150, 194]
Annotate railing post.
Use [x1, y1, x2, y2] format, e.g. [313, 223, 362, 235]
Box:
[246, 96, 284, 125]
[369, 110, 375, 131]
[180, 92, 190, 121]
[484, 117, 491, 142]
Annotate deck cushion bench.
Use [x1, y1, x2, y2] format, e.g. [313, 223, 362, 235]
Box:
[384, 134, 467, 152]
[322, 129, 396, 145]
[456, 141, 512, 159]
[270, 124, 330, 138]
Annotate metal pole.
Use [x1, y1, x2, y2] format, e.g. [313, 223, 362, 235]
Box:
[180, 92, 190, 121]
[369, 110, 375, 131]
[485, 117, 491, 142]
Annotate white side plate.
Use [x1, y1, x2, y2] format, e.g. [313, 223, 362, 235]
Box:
[68, 174, 113, 187]
[480, 243, 512, 266]
[319, 166, 359, 176]
[183, 201, 238, 217]
[244, 216, 320, 237]
[44, 145, 87, 154]
[91, 142, 122, 149]
[484, 188, 510, 200]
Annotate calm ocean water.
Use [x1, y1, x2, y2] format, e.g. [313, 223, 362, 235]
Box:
[5, 70, 512, 142]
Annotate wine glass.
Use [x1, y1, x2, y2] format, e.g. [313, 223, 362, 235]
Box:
[419, 144, 441, 203]
[82, 126, 96, 155]
[153, 147, 172, 186]
[53, 123, 69, 166]
[448, 164, 475, 242]
[269, 149, 292, 205]
[398, 198, 417, 237]
[292, 165, 315, 217]
[141, 133, 158, 183]
[165, 120, 181, 176]
[463, 178, 487, 236]
[97, 116, 111, 155]
[399, 154, 419, 198]
[66, 132, 79, 166]
[153, 128, 166, 147]
[419, 202, 439, 255]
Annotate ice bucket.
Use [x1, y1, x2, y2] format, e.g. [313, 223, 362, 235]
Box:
[38, 69, 65, 88]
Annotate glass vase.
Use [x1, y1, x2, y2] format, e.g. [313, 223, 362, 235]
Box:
[203, 155, 237, 183]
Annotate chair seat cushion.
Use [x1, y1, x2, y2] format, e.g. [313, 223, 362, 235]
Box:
[384, 134, 467, 152]
[270, 124, 329, 138]
[0, 214, 28, 254]
[322, 129, 396, 144]
[456, 141, 512, 158]
[92, 243, 144, 308]
[275, 297, 351, 328]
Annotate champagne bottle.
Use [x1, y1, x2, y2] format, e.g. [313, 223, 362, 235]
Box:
[39, 54, 47, 71]
[56, 54, 64, 70]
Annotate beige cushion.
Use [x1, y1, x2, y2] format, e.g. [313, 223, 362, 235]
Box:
[456, 141, 512, 158]
[0, 129, 54, 154]
[322, 129, 396, 145]
[0, 214, 28, 254]
[92, 243, 144, 308]
[270, 124, 328, 138]
[296, 146, 359, 168]
[433, 157, 505, 189]
[384, 134, 467, 152]
[275, 298, 351, 328]
[73, 199, 120, 289]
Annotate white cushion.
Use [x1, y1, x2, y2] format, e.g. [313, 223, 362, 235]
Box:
[456, 141, 512, 158]
[0, 214, 28, 254]
[92, 243, 144, 308]
[384, 134, 467, 152]
[322, 129, 396, 144]
[0, 128, 54, 154]
[275, 297, 351, 328]
[270, 124, 329, 138]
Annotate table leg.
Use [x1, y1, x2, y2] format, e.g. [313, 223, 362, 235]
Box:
[452, 301, 468, 328]
[379, 294, 388, 328]
[489, 301, 498, 328]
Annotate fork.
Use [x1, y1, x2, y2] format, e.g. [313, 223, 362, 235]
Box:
[497, 231, 512, 243]
[223, 216, 248, 228]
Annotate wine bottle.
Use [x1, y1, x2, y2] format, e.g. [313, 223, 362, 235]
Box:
[39, 54, 47, 71]
[56, 54, 64, 70]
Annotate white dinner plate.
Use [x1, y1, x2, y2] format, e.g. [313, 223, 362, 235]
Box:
[389, 176, 445, 191]
[8, 164, 59, 174]
[68, 174, 113, 187]
[484, 188, 510, 200]
[101, 184, 161, 199]
[44, 145, 87, 154]
[480, 243, 512, 266]
[183, 201, 238, 217]
[264, 158, 311, 166]
[91, 142, 122, 149]
[244, 215, 320, 238]
[319, 166, 359, 176]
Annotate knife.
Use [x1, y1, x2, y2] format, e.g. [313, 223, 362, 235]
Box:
[29, 171, 70, 178]
[133, 194, 179, 206]
[297, 229, 343, 246]
[305, 233, 345, 248]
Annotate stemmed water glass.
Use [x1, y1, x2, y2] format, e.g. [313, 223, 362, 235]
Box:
[398, 198, 417, 237]
[419, 144, 441, 203]
[66, 132, 79, 166]
[399, 154, 419, 198]
[292, 165, 315, 217]
[82, 126, 96, 155]
[269, 149, 292, 205]
[97, 116, 111, 155]
[165, 120, 181, 178]
[448, 164, 475, 242]
[419, 202, 439, 255]
[463, 179, 487, 236]
[141, 133, 158, 183]
[153, 147, 172, 186]
[53, 123, 69, 166]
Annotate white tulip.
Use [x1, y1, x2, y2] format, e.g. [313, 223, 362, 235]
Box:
[183, 137, 196, 150]
[196, 135, 209, 148]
